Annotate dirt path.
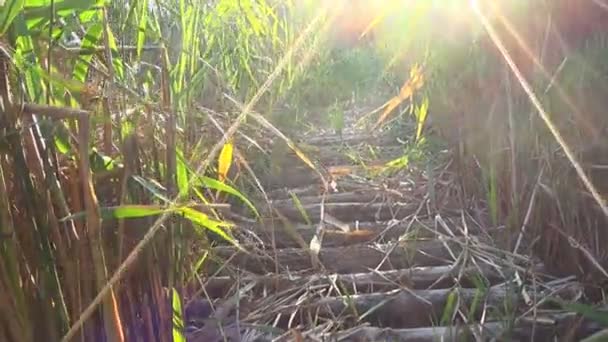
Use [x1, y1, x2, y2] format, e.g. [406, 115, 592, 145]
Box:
[185, 126, 602, 341]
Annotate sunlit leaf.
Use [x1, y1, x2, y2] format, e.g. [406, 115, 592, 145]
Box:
[23, 0, 99, 22]
[385, 155, 409, 169]
[90, 149, 116, 172]
[178, 207, 238, 247]
[440, 289, 458, 326]
[329, 103, 344, 135]
[289, 191, 311, 225]
[73, 22, 103, 83]
[32, 65, 87, 93]
[176, 149, 189, 197]
[109, 205, 167, 219]
[485, 165, 498, 226]
[136, 0, 149, 58]
[193, 250, 208, 272]
[78, 8, 97, 23]
[373, 98, 401, 130]
[198, 176, 258, 217]
[218, 140, 233, 182]
[172, 288, 186, 342]
[373, 64, 425, 130]
[468, 276, 487, 320]
[415, 97, 429, 142]
[60, 204, 168, 222]
[62, 205, 238, 250]
[105, 27, 125, 80]
[53, 123, 71, 155]
[173, 148, 258, 216]
[14, 32, 46, 101]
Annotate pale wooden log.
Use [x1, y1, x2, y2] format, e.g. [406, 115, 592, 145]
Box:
[202, 264, 506, 298]
[208, 239, 460, 274]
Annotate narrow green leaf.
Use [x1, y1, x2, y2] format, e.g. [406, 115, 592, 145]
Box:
[176, 149, 189, 198]
[131, 175, 170, 203]
[105, 27, 125, 80]
[78, 8, 97, 23]
[415, 97, 429, 142]
[53, 123, 71, 155]
[487, 165, 498, 226]
[73, 22, 103, 83]
[14, 30, 45, 101]
[54, 136, 70, 154]
[191, 251, 208, 278]
[60, 204, 169, 222]
[0, 0, 25, 35]
[172, 288, 186, 342]
[289, 191, 311, 225]
[198, 176, 259, 217]
[108, 205, 168, 219]
[440, 289, 458, 326]
[136, 0, 149, 58]
[23, 0, 98, 22]
[178, 207, 237, 247]
[175, 152, 259, 217]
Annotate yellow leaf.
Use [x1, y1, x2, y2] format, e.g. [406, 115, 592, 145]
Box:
[372, 64, 425, 130]
[288, 141, 317, 171]
[218, 141, 234, 182]
[372, 97, 402, 130]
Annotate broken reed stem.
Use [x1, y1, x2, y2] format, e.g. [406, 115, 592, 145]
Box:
[60, 45, 164, 55]
[21, 103, 90, 119]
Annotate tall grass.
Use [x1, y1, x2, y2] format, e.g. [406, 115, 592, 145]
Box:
[0, 0, 333, 341]
[2, 0, 608, 340]
[342, 0, 608, 293]
[416, 1, 608, 281]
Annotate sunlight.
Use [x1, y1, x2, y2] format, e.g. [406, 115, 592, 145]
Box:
[320, 0, 492, 49]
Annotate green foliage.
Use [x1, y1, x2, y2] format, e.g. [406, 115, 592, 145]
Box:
[172, 288, 186, 342]
[5, 0, 608, 340]
[551, 299, 608, 327]
[328, 101, 344, 135]
[287, 46, 387, 111]
[289, 191, 311, 225]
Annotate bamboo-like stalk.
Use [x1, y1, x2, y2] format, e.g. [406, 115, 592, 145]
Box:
[101, 7, 116, 155]
[161, 47, 178, 342]
[1, 45, 70, 341]
[0, 159, 32, 342]
[76, 112, 125, 342]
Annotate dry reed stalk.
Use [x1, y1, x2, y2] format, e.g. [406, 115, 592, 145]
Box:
[60, 7, 330, 339]
[77, 112, 125, 342]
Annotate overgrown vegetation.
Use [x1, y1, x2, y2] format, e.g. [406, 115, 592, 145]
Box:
[2, 0, 608, 341]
